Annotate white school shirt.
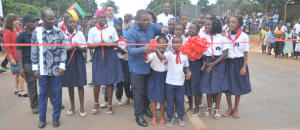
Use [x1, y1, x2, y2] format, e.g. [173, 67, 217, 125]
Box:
[87, 26, 119, 44]
[294, 23, 300, 35]
[166, 35, 188, 51]
[116, 40, 128, 60]
[145, 52, 167, 72]
[157, 13, 174, 27]
[164, 51, 189, 86]
[226, 32, 250, 58]
[198, 26, 206, 36]
[204, 34, 230, 56]
[64, 30, 87, 49]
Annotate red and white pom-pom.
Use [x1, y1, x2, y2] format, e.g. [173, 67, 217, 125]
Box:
[179, 35, 209, 61]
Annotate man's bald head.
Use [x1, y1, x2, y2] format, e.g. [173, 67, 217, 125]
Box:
[41, 10, 55, 29]
[41, 10, 54, 19]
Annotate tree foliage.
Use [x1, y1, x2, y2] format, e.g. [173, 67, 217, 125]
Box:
[147, 0, 191, 16]
[197, 0, 210, 13]
[100, 0, 120, 14]
[2, 0, 98, 17]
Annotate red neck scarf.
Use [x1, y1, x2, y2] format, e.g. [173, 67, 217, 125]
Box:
[63, 29, 78, 64]
[227, 28, 242, 50]
[210, 35, 214, 59]
[172, 51, 181, 64]
[95, 24, 109, 58]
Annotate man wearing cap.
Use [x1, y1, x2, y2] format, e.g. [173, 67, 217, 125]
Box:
[16, 14, 39, 114]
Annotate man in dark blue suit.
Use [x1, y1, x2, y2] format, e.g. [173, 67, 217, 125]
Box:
[105, 5, 122, 29]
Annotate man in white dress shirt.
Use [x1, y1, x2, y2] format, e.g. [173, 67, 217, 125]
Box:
[157, 3, 174, 27]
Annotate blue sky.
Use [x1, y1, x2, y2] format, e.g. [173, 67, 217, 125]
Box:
[95, 0, 216, 18]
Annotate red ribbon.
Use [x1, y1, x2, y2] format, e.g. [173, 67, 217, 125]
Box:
[210, 35, 214, 59]
[172, 51, 181, 64]
[227, 28, 242, 51]
[96, 24, 109, 58]
[63, 29, 78, 64]
[60, 22, 66, 32]
[145, 39, 158, 61]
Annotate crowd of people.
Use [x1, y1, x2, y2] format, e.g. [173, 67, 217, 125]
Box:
[259, 18, 300, 59]
[0, 2, 299, 129]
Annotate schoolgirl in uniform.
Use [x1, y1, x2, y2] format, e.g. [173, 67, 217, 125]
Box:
[87, 10, 124, 114]
[185, 22, 205, 117]
[223, 16, 251, 118]
[61, 14, 87, 117]
[154, 36, 191, 127]
[166, 24, 188, 51]
[200, 15, 229, 119]
[144, 36, 168, 125]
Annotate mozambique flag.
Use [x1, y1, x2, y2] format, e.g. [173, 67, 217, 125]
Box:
[67, 3, 86, 20]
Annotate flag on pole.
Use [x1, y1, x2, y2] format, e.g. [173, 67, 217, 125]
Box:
[67, 3, 86, 20]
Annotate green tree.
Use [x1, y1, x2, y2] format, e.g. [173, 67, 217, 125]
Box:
[100, 0, 120, 14]
[197, 0, 210, 13]
[147, 0, 191, 17]
[4, 0, 98, 16]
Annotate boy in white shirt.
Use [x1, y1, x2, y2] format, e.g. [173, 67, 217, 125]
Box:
[154, 36, 191, 127]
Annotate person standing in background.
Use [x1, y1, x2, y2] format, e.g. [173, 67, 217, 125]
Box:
[16, 14, 39, 114]
[157, 3, 174, 27]
[3, 14, 26, 97]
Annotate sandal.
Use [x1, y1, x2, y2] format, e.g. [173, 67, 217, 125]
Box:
[203, 107, 213, 117]
[223, 110, 233, 117]
[106, 105, 113, 114]
[192, 111, 200, 117]
[160, 116, 166, 124]
[18, 90, 29, 97]
[214, 109, 221, 119]
[232, 113, 240, 118]
[66, 109, 76, 116]
[91, 103, 99, 115]
[151, 117, 157, 125]
[79, 112, 87, 117]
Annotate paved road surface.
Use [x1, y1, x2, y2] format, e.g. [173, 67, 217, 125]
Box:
[0, 52, 300, 130]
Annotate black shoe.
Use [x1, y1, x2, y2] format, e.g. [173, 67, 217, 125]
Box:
[136, 116, 148, 127]
[53, 120, 60, 128]
[61, 105, 65, 110]
[38, 121, 46, 128]
[144, 108, 153, 118]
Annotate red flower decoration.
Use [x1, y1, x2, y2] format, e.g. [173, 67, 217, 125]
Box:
[179, 35, 209, 61]
[150, 39, 158, 51]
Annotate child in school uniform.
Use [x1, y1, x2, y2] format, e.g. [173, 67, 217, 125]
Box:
[154, 36, 191, 127]
[144, 36, 168, 125]
[87, 10, 123, 115]
[200, 15, 229, 119]
[223, 16, 251, 119]
[61, 15, 87, 117]
[283, 27, 294, 59]
[114, 25, 132, 105]
[166, 24, 188, 51]
[185, 22, 205, 117]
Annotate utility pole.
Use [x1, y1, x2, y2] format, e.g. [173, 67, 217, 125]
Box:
[57, 0, 60, 16]
[175, 0, 177, 17]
